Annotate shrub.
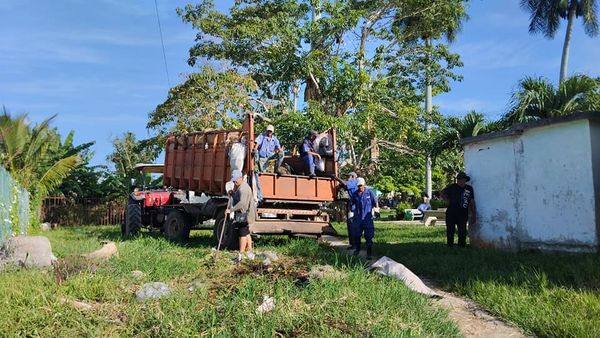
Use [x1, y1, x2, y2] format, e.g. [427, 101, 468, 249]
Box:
[395, 202, 414, 219]
[430, 199, 448, 210]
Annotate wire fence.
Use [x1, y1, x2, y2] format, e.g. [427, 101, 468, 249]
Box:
[42, 196, 125, 226]
[0, 167, 29, 246]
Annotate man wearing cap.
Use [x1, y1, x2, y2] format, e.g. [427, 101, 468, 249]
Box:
[226, 170, 256, 252]
[441, 171, 477, 247]
[333, 172, 359, 249]
[253, 124, 284, 174]
[300, 130, 321, 178]
[350, 177, 379, 260]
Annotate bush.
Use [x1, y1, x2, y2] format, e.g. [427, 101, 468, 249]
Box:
[395, 202, 414, 220]
[430, 199, 448, 210]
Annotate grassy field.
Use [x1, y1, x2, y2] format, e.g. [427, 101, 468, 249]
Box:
[0, 225, 460, 337]
[347, 222, 600, 338]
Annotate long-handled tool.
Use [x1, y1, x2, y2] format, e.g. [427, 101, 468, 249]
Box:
[216, 196, 232, 253]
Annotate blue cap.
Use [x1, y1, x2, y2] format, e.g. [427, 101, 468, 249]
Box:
[231, 169, 243, 182]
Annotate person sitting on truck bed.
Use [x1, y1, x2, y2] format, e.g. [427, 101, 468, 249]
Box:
[253, 124, 284, 175]
[300, 130, 321, 179]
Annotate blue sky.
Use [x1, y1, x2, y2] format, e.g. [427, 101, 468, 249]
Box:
[1, 1, 599, 167]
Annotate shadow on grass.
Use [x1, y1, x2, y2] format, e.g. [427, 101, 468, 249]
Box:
[374, 239, 600, 293]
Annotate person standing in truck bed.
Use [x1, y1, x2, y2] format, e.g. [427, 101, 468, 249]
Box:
[253, 124, 284, 175]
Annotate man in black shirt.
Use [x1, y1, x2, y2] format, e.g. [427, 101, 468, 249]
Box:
[441, 171, 477, 247]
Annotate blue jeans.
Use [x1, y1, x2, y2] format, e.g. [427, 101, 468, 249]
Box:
[302, 154, 315, 175]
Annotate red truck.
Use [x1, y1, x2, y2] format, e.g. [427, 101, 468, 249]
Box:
[123, 113, 339, 248]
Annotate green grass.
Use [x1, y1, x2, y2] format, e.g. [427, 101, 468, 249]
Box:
[349, 222, 600, 338]
[0, 225, 460, 337]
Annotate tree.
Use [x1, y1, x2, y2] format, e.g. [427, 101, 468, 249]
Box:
[394, 0, 467, 198]
[428, 111, 504, 180]
[505, 74, 600, 124]
[173, 0, 468, 180]
[0, 109, 87, 223]
[107, 132, 162, 195]
[521, 0, 599, 83]
[148, 66, 259, 135]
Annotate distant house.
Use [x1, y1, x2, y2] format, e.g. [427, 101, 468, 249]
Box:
[460, 112, 600, 253]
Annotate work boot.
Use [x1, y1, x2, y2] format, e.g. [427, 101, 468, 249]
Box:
[366, 247, 373, 260]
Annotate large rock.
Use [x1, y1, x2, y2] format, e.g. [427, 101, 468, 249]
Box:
[84, 241, 118, 260]
[1, 236, 56, 269]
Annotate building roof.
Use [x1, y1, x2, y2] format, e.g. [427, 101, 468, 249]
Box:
[460, 111, 600, 146]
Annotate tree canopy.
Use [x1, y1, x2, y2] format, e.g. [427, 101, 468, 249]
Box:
[146, 0, 470, 194]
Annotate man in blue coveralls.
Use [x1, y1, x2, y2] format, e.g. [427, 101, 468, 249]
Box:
[351, 177, 379, 260]
[300, 130, 321, 178]
[253, 124, 284, 175]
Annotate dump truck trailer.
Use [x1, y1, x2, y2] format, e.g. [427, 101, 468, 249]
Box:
[124, 113, 339, 248]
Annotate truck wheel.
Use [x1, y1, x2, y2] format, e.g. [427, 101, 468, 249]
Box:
[165, 210, 191, 241]
[125, 203, 142, 236]
[213, 213, 239, 250]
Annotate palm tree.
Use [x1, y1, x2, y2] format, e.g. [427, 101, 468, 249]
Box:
[0, 109, 81, 201]
[505, 75, 600, 124]
[431, 111, 488, 157]
[521, 0, 599, 83]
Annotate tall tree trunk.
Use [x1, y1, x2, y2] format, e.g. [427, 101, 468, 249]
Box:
[425, 38, 433, 199]
[560, 3, 577, 84]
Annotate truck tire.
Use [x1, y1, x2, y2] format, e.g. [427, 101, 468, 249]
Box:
[165, 210, 191, 241]
[125, 203, 142, 236]
[213, 212, 239, 250]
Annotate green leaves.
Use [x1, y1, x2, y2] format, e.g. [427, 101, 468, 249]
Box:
[505, 75, 600, 124]
[148, 66, 257, 135]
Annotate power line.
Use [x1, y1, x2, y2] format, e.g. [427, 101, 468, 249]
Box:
[154, 0, 171, 88]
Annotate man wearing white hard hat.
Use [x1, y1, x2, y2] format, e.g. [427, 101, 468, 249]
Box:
[350, 177, 379, 260]
[253, 124, 284, 175]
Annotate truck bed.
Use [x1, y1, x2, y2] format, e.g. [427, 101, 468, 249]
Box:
[163, 113, 338, 203]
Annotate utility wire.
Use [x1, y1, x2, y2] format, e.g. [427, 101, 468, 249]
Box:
[154, 0, 171, 88]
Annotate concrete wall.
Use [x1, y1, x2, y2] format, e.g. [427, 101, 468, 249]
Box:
[464, 119, 599, 253]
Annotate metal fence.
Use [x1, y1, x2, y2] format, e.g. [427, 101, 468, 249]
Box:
[42, 196, 125, 226]
[0, 167, 29, 245]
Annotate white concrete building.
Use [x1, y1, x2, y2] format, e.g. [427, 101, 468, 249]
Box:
[461, 112, 600, 253]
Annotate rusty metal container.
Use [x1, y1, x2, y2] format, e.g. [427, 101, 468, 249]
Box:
[163, 113, 338, 203]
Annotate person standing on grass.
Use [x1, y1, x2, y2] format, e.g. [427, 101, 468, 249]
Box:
[351, 177, 379, 260]
[441, 171, 477, 248]
[226, 170, 256, 252]
[334, 172, 359, 250]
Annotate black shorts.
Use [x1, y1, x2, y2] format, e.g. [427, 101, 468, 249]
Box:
[237, 223, 250, 236]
